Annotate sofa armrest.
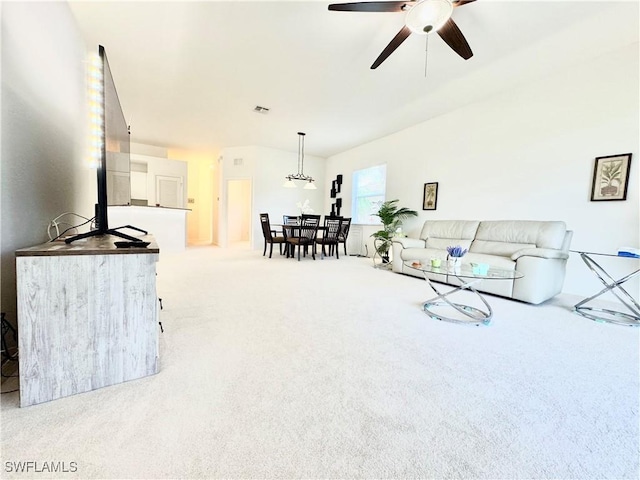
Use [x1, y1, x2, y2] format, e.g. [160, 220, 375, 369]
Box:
[511, 248, 569, 261]
[392, 237, 426, 249]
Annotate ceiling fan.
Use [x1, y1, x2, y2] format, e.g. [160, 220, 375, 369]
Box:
[328, 0, 476, 69]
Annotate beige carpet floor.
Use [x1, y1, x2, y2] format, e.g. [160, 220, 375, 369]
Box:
[1, 245, 638, 479]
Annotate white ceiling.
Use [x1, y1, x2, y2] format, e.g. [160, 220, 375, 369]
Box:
[68, 1, 639, 158]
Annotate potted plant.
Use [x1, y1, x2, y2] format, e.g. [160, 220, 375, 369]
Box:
[446, 245, 468, 269]
[371, 199, 418, 263]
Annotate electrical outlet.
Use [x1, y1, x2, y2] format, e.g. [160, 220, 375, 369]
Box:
[188, 198, 195, 204]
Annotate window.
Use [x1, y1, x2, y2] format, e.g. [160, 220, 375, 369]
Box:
[352, 164, 386, 225]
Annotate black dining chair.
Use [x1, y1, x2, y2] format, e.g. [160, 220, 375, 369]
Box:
[336, 217, 352, 256]
[282, 215, 299, 257]
[316, 216, 342, 259]
[259, 213, 286, 258]
[286, 214, 320, 261]
[283, 215, 300, 225]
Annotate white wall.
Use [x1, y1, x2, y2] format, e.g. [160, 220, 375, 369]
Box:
[219, 145, 325, 250]
[1, 2, 92, 322]
[227, 179, 251, 244]
[325, 42, 639, 298]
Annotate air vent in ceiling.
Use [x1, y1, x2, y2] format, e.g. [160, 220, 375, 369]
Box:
[253, 105, 270, 114]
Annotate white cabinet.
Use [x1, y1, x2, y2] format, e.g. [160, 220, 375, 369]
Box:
[130, 154, 187, 208]
[109, 205, 189, 252]
[16, 236, 160, 407]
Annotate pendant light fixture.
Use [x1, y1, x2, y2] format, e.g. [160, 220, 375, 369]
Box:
[283, 132, 316, 189]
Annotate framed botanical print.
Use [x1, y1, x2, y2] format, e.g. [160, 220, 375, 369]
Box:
[423, 182, 438, 210]
[590, 153, 632, 201]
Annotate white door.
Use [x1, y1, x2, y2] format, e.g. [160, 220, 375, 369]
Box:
[156, 175, 182, 208]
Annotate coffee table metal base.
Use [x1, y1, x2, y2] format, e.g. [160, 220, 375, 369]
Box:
[422, 278, 492, 326]
[574, 306, 639, 327]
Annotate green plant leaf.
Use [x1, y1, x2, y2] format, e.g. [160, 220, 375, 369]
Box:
[370, 199, 418, 238]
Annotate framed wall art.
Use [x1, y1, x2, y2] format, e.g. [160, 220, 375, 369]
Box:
[423, 182, 438, 210]
[590, 153, 632, 201]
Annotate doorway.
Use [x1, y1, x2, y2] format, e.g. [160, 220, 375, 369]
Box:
[226, 179, 251, 248]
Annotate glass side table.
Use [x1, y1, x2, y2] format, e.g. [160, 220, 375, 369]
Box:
[372, 238, 393, 269]
[571, 250, 640, 327]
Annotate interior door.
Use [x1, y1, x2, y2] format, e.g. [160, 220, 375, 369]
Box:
[156, 175, 182, 208]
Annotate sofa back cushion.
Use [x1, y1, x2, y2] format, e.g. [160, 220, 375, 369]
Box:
[470, 221, 567, 257]
[420, 220, 480, 251]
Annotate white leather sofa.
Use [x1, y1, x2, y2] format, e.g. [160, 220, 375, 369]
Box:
[392, 220, 573, 304]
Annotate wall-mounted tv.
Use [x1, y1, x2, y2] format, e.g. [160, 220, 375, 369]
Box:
[66, 45, 145, 244]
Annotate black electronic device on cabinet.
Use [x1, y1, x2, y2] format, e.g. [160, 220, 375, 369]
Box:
[65, 45, 145, 244]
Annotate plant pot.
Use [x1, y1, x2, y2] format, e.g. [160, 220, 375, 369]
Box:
[447, 257, 462, 270]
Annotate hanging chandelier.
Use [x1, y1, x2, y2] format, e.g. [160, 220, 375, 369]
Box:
[283, 132, 316, 189]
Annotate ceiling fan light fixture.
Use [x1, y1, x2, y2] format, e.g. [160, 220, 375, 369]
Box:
[405, 0, 453, 35]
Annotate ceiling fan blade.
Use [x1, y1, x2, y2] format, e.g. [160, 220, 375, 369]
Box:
[437, 18, 473, 60]
[452, 0, 476, 7]
[328, 2, 411, 13]
[371, 25, 412, 69]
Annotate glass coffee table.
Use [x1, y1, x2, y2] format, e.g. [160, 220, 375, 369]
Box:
[405, 261, 523, 326]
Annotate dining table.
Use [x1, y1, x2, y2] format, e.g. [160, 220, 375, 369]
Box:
[273, 223, 328, 259]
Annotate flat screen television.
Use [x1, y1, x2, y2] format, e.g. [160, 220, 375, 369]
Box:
[66, 45, 145, 244]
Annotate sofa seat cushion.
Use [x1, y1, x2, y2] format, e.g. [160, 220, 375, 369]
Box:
[400, 247, 444, 262]
[464, 252, 516, 271]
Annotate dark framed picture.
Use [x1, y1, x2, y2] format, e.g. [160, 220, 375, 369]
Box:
[590, 153, 632, 201]
[423, 182, 438, 210]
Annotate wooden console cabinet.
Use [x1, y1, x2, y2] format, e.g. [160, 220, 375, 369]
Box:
[15, 236, 160, 407]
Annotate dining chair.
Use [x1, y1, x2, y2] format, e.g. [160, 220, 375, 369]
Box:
[336, 217, 352, 256]
[316, 216, 342, 259]
[286, 214, 320, 261]
[259, 213, 286, 258]
[283, 215, 300, 225]
[282, 215, 299, 257]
